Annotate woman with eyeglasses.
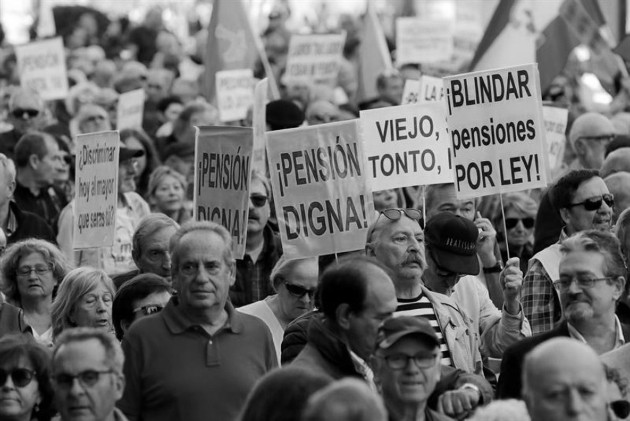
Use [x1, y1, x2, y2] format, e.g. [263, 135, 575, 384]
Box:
[50, 267, 115, 341]
[493, 192, 538, 274]
[238, 256, 318, 362]
[146, 166, 191, 225]
[0, 334, 54, 421]
[0, 240, 72, 348]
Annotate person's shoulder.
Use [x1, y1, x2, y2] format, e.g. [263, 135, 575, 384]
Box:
[504, 324, 567, 358]
[124, 312, 167, 342]
[237, 310, 272, 331]
[602, 342, 630, 368]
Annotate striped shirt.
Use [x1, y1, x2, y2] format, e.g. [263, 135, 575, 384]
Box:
[395, 293, 454, 367]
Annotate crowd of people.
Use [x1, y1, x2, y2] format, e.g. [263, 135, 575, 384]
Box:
[1, 2, 630, 421]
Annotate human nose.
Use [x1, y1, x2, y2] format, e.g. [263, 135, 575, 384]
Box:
[162, 253, 172, 270]
[408, 237, 421, 252]
[566, 277, 583, 294]
[564, 388, 584, 415]
[68, 377, 86, 396]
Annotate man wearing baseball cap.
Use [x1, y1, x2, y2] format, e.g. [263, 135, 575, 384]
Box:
[422, 213, 530, 358]
[373, 316, 473, 421]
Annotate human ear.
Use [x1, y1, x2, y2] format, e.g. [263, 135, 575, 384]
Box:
[336, 303, 351, 330]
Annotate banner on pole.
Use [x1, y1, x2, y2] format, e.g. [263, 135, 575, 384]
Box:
[396, 18, 453, 65]
[284, 33, 346, 85]
[15, 37, 68, 101]
[216, 69, 254, 122]
[116, 89, 145, 130]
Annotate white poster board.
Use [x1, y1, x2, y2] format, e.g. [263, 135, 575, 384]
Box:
[396, 18, 453, 65]
[15, 37, 68, 101]
[216, 69, 254, 123]
[284, 33, 346, 85]
[116, 89, 145, 130]
[542, 105, 569, 177]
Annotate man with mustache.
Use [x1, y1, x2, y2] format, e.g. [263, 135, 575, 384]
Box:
[498, 230, 630, 399]
[522, 169, 614, 335]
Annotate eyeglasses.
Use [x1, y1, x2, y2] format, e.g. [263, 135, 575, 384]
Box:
[133, 305, 164, 316]
[553, 275, 612, 292]
[580, 134, 615, 143]
[53, 370, 115, 389]
[0, 368, 36, 388]
[505, 217, 535, 230]
[250, 195, 268, 207]
[567, 194, 614, 211]
[381, 353, 438, 370]
[284, 283, 316, 299]
[378, 208, 422, 222]
[16, 265, 52, 277]
[11, 108, 39, 119]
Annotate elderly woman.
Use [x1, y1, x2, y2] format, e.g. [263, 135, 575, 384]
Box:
[238, 256, 318, 361]
[51, 267, 115, 340]
[146, 166, 191, 224]
[493, 192, 538, 274]
[0, 239, 72, 347]
[0, 334, 54, 421]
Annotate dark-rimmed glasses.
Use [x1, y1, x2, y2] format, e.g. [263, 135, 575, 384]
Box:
[0, 368, 36, 387]
[378, 208, 422, 223]
[133, 305, 164, 316]
[567, 194, 614, 211]
[505, 217, 535, 230]
[553, 275, 611, 292]
[53, 369, 115, 389]
[284, 283, 316, 299]
[380, 353, 438, 370]
[16, 265, 52, 277]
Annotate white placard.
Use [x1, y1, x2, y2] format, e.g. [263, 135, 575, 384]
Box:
[15, 37, 68, 101]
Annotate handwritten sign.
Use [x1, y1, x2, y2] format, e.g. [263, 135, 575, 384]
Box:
[402, 79, 420, 104]
[444, 64, 548, 199]
[73, 131, 119, 249]
[116, 89, 145, 130]
[266, 121, 375, 259]
[194, 126, 253, 259]
[216, 69, 254, 122]
[15, 37, 68, 101]
[396, 18, 453, 65]
[284, 33, 346, 85]
[542, 105, 569, 177]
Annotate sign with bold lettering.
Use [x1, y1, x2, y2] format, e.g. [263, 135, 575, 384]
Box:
[542, 105, 569, 177]
[402, 79, 420, 105]
[396, 18, 453, 65]
[194, 126, 253, 259]
[116, 89, 145, 130]
[443, 63, 548, 199]
[284, 33, 346, 85]
[15, 37, 68, 101]
[266, 120, 375, 259]
[216, 69, 254, 122]
[360, 103, 453, 190]
[73, 131, 119, 249]
[419, 75, 445, 103]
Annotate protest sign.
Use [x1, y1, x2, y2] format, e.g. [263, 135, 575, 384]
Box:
[252, 78, 268, 172]
[419, 75, 445, 103]
[216, 69, 254, 122]
[116, 89, 145, 130]
[360, 103, 453, 191]
[73, 131, 119, 249]
[443, 63, 548, 199]
[402, 79, 420, 104]
[266, 120, 375, 259]
[284, 33, 346, 85]
[194, 126, 253, 259]
[542, 105, 569, 178]
[396, 18, 453, 65]
[15, 37, 68, 101]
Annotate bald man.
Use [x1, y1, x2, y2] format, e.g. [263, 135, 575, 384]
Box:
[600, 148, 630, 178]
[568, 112, 616, 171]
[605, 172, 630, 223]
[522, 338, 610, 421]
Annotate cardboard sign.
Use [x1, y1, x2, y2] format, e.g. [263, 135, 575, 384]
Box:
[73, 131, 119, 249]
[284, 33, 346, 85]
[419, 75, 445, 103]
[266, 120, 375, 259]
[542, 105, 569, 177]
[443, 63, 548, 199]
[216, 69, 254, 122]
[15, 37, 68, 101]
[252, 78, 268, 172]
[360, 103, 453, 191]
[396, 18, 453, 65]
[116, 89, 145, 130]
[402, 79, 420, 104]
[194, 126, 253, 259]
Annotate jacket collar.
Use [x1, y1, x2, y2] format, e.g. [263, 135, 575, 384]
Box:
[307, 315, 360, 377]
[162, 297, 243, 335]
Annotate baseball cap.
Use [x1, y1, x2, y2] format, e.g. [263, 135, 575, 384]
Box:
[424, 213, 479, 275]
[376, 316, 439, 350]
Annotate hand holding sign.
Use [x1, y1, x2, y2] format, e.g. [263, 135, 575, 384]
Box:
[500, 257, 523, 315]
[474, 211, 497, 268]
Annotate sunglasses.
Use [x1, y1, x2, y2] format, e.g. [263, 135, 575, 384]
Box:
[133, 305, 164, 316]
[611, 400, 630, 418]
[0, 368, 36, 388]
[378, 208, 422, 222]
[250, 195, 268, 207]
[284, 283, 316, 299]
[505, 217, 535, 230]
[11, 108, 39, 119]
[567, 193, 614, 211]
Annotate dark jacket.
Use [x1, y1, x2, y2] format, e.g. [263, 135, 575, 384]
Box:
[0, 302, 31, 339]
[7, 201, 55, 245]
[498, 320, 630, 399]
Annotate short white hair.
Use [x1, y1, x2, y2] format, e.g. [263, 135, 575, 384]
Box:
[0, 153, 16, 183]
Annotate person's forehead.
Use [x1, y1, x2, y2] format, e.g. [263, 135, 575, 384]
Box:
[55, 338, 107, 368]
[250, 178, 267, 195]
[178, 230, 228, 258]
[12, 92, 41, 110]
[145, 225, 176, 245]
[574, 177, 608, 199]
[559, 250, 605, 274]
[380, 216, 422, 235]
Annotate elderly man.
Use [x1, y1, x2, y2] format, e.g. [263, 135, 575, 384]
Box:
[522, 169, 614, 334]
[112, 213, 178, 288]
[522, 338, 610, 421]
[52, 327, 127, 421]
[0, 153, 54, 245]
[13, 132, 68, 232]
[75, 104, 112, 135]
[422, 213, 530, 358]
[600, 148, 630, 178]
[118, 221, 276, 421]
[376, 70, 404, 106]
[605, 172, 630, 223]
[0, 88, 45, 160]
[566, 112, 616, 172]
[231, 170, 283, 307]
[498, 230, 630, 398]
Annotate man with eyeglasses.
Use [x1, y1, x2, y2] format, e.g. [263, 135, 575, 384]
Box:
[0, 88, 45, 161]
[522, 169, 614, 335]
[118, 221, 276, 421]
[566, 112, 616, 174]
[232, 170, 283, 307]
[76, 104, 111, 135]
[499, 230, 630, 399]
[53, 327, 128, 421]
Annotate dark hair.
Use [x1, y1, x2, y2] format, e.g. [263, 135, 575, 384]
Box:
[0, 334, 54, 421]
[319, 256, 390, 322]
[157, 95, 183, 113]
[238, 367, 331, 421]
[551, 169, 600, 210]
[112, 273, 171, 340]
[120, 128, 161, 197]
[561, 230, 627, 281]
[14, 132, 52, 168]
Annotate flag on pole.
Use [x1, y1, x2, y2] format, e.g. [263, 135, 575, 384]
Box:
[357, 1, 393, 102]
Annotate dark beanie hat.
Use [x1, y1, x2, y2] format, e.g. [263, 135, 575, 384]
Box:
[266, 100, 304, 131]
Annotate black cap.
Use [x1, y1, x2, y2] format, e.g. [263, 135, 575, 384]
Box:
[266, 100, 304, 131]
[424, 213, 479, 275]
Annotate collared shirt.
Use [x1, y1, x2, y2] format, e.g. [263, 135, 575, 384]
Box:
[567, 315, 626, 350]
[14, 182, 66, 231]
[349, 349, 377, 393]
